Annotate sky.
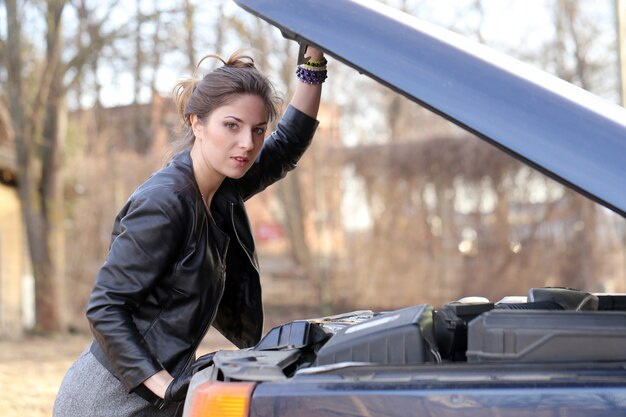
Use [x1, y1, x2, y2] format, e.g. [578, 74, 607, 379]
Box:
[1, 1, 619, 107]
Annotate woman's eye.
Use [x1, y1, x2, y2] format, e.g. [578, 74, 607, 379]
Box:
[225, 122, 238, 130]
[253, 127, 266, 136]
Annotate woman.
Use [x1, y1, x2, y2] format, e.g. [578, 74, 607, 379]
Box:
[53, 46, 326, 416]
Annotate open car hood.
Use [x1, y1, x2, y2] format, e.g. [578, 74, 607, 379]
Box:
[234, 0, 626, 217]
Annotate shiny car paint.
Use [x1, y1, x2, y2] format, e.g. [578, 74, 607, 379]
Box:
[246, 362, 626, 417]
[251, 383, 626, 417]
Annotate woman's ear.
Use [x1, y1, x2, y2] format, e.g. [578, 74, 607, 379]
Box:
[190, 114, 201, 138]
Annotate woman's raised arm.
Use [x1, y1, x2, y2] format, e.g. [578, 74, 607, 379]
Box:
[289, 46, 325, 119]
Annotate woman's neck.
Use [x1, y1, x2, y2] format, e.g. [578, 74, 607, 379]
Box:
[189, 146, 224, 208]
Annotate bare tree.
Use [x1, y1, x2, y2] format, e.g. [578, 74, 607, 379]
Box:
[543, 0, 612, 290]
[4, 0, 122, 332]
[183, 0, 197, 73]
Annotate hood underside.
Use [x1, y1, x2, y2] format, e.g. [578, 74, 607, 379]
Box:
[235, 0, 626, 217]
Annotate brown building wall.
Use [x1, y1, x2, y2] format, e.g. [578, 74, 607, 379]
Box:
[0, 184, 30, 338]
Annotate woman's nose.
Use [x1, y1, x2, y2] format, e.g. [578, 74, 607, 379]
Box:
[238, 131, 255, 150]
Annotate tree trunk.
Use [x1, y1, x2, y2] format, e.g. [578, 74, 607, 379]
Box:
[6, 0, 123, 333]
[39, 74, 66, 332]
[6, 0, 66, 333]
[183, 0, 197, 73]
[35, 0, 67, 333]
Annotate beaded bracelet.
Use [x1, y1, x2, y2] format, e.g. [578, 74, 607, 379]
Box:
[303, 57, 327, 68]
[296, 58, 328, 85]
[296, 66, 328, 84]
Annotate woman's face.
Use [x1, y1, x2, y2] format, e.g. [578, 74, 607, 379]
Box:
[191, 94, 269, 181]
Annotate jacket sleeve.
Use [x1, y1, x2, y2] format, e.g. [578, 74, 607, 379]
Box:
[86, 188, 187, 392]
[237, 104, 319, 201]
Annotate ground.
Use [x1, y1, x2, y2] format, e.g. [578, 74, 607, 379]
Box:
[0, 330, 235, 417]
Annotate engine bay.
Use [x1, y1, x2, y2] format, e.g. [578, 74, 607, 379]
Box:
[208, 288, 626, 382]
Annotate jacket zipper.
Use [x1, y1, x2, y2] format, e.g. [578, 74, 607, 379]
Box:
[180, 214, 228, 374]
[184, 200, 256, 372]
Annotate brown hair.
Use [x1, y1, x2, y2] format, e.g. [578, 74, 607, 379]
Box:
[167, 50, 282, 159]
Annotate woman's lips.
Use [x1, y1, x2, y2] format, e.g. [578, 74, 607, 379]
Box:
[231, 156, 249, 167]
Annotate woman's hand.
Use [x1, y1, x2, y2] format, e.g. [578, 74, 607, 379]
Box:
[304, 45, 324, 61]
[144, 369, 174, 399]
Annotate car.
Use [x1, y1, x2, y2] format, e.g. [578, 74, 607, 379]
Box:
[182, 0, 626, 416]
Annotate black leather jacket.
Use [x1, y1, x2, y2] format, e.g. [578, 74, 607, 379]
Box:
[87, 105, 318, 392]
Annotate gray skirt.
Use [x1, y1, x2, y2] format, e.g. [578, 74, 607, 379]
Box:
[53, 348, 180, 417]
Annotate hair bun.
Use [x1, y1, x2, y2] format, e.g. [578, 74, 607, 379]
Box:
[193, 49, 255, 77]
[225, 50, 255, 68]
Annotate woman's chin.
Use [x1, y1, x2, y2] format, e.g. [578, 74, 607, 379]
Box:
[225, 169, 250, 180]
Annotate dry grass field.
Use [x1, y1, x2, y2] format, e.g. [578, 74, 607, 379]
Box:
[0, 334, 90, 417]
[0, 331, 234, 417]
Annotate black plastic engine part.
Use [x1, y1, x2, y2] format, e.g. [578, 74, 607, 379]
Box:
[314, 304, 438, 366]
